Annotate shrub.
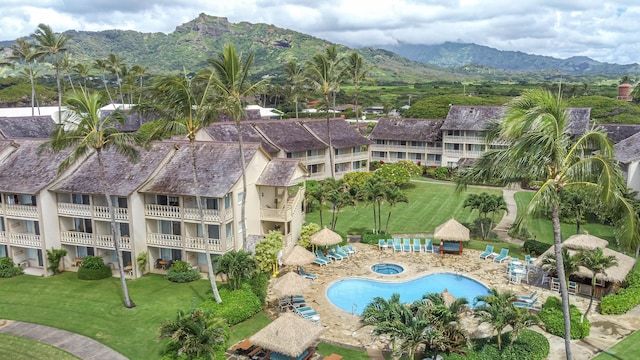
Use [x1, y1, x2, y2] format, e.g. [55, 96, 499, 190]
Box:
[199, 284, 261, 326]
[425, 166, 450, 180]
[361, 232, 388, 245]
[78, 256, 112, 280]
[0, 257, 23, 278]
[166, 260, 200, 283]
[298, 223, 320, 249]
[247, 272, 269, 305]
[539, 296, 590, 339]
[46, 248, 67, 275]
[522, 240, 552, 257]
[448, 329, 548, 360]
[601, 272, 640, 315]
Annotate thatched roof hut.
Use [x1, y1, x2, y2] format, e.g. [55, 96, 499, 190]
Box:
[434, 218, 470, 242]
[280, 245, 317, 266]
[250, 312, 324, 358]
[310, 226, 342, 246]
[271, 271, 312, 296]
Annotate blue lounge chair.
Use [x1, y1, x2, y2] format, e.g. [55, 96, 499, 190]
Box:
[392, 238, 402, 252]
[315, 250, 333, 264]
[412, 238, 422, 252]
[402, 238, 412, 252]
[424, 238, 434, 253]
[568, 281, 578, 295]
[327, 247, 345, 260]
[378, 239, 388, 250]
[516, 290, 537, 303]
[313, 256, 328, 266]
[514, 298, 540, 310]
[298, 266, 317, 280]
[551, 277, 561, 292]
[493, 248, 510, 263]
[479, 245, 494, 259]
[333, 245, 349, 258]
[346, 243, 356, 254]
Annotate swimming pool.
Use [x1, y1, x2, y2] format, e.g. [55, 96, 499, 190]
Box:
[326, 272, 490, 314]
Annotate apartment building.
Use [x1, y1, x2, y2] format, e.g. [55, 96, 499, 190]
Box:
[368, 118, 444, 167]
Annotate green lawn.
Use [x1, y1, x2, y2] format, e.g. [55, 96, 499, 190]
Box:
[307, 180, 504, 235]
[0, 273, 213, 359]
[228, 312, 272, 345]
[0, 333, 79, 360]
[513, 191, 616, 244]
[593, 330, 640, 359]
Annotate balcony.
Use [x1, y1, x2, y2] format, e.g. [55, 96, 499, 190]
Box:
[260, 187, 303, 222]
[58, 203, 92, 217]
[5, 204, 38, 218]
[183, 208, 222, 222]
[305, 155, 325, 163]
[184, 237, 224, 252]
[60, 231, 94, 246]
[94, 206, 129, 221]
[8, 233, 41, 247]
[0, 231, 6, 244]
[95, 235, 131, 250]
[147, 233, 182, 248]
[145, 204, 181, 219]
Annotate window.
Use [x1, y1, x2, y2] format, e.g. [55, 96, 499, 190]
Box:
[445, 143, 462, 151]
[375, 139, 385, 145]
[73, 218, 93, 233]
[353, 146, 362, 153]
[335, 148, 347, 156]
[352, 161, 360, 170]
[447, 161, 458, 168]
[374, 151, 386, 158]
[238, 220, 244, 235]
[77, 246, 94, 258]
[120, 223, 130, 237]
[225, 222, 233, 239]
[447, 130, 462, 136]
[307, 149, 319, 157]
[307, 164, 319, 174]
[466, 144, 484, 152]
[197, 224, 220, 239]
[410, 141, 424, 147]
[224, 194, 232, 209]
[335, 163, 348, 173]
[26, 220, 40, 235]
[237, 192, 244, 204]
[0, 245, 6, 258]
[427, 154, 442, 161]
[159, 220, 181, 235]
[409, 153, 424, 160]
[201, 198, 219, 210]
[109, 196, 128, 208]
[0, 216, 4, 232]
[72, 194, 90, 205]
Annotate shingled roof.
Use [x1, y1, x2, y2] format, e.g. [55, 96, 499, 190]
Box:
[140, 141, 260, 198]
[443, 105, 591, 135]
[0, 116, 56, 139]
[0, 139, 71, 194]
[256, 159, 306, 186]
[51, 142, 176, 197]
[301, 118, 371, 148]
[203, 122, 279, 154]
[100, 109, 155, 132]
[600, 124, 640, 144]
[253, 120, 327, 153]
[369, 118, 444, 142]
[614, 131, 640, 164]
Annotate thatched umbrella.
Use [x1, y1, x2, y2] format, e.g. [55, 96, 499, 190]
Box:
[440, 288, 457, 307]
[563, 232, 609, 250]
[250, 312, 324, 358]
[281, 245, 317, 266]
[310, 226, 342, 247]
[434, 218, 470, 241]
[271, 271, 312, 297]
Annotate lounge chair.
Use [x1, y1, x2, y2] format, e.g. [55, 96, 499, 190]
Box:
[516, 290, 538, 303]
[551, 277, 560, 292]
[568, 281, 578, 295]
[346, 243, 356, 254]
[333, 245, 349, 258]
[392, 238, 402, 252]
[387, 239, 394, 249]
[402, 238, 412, 252]
[424, 238, 434, 253]
[378, 239, 388, 250]
[412, 238, 422, 252]
[315, 250, 333, 264]
[298, 266, 317, 280]
[493, 248, 510, 263]
[514, 298, 541, 311]
[479, 245, 494, 259]
[313, 256, 329, 266]
[327, 247, 345, 260]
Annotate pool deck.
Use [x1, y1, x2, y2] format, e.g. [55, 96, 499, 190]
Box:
[265, 242, 640, 360]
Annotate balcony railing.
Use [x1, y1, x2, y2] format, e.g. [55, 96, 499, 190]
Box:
[57, 203, 92, 217]
[60, 231, 94, 246]
[305, 155, 325, 163]
[95, 235, 131, 250]
[5, 204, 38, 218]
[8, 233, 41, 247]
[185, 237, 223, 252]
[0, 231, 6, 244]
[145, 204, 181, 219]
[94, 206, 129, 221]
[147, 233, 182, 248]
[183, 208, 222, 222]
[260, 186, 304, 222]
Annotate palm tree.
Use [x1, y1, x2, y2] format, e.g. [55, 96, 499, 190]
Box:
[32, 24, 68, 118]
[508, 307, 540, 345]
[106, 53, 127, 104]
[346, 51, 372, 131]
[214, 250, 256, 290]
[207, 44, 267, 250]
[45, 88, 138, 308]
[384, 186, 408, 234]
[305, 181, 326, 227]
[360, 294, 404, 355]
[422, 293, 469, 359]
[9, 38, 38, 116]
[93, 58, 115, 105]
[59, 54, 76, 92]
[159, 308, 228, 359]
[72, 63, 93, 88]
[129, 64, 148, 104]
[541, 248, 580, 281]
[473, 288, 517, 350]
[457, 88, 639, 360]
[395, 304, 430, 359]
[577, 248, 618, 322]
[284, 60, 305, 118]
[138, 70, 222, 303]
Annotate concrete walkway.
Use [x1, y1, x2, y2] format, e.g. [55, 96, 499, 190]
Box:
[493, 186, 524, 245]
[0, 320, 128, 360]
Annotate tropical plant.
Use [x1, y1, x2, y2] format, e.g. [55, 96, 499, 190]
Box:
[93, 58, 115, 105]
[137, 69, 222, 303]
[214, 250, 256, 290]
[463, 193, 507, 240]
[540, 248, 580, 281]
[384, 186, 408, 234]
[284, 60, 305, 118]
[473, 288, 517, 350]
[360, 294, 404, 355]
[46, 248, 67, 275]
[457, 88, 639, 360]
[136, 251, 148, 275]
[305, 180, 326, 226]
[298, 222, 320, 249]
[32, 24, 68, 117]
[358, 174, 387, 234]
[43, 88, 138, 308]
[558, 187, 598, 234]
[508, 307, 540, 346]
[376, 163, 412, 186]
[323, 178, 353, 230]
[253, 230, 283, 276]
[9, 38, 38, 116]
[577, 248, 618, 322]
[346, 51, 373, 130]
[207, 44, 267, 250]
[422, 293, 469, 359]
[166, 260, 201, 283]
[159, 308, 229, 360]
[0, 257, 23, 278]
[105, 53, 127, 104]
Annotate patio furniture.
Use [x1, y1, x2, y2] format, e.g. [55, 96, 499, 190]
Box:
[402, 238, 412, 252]
[298, 266, 317, 280]
[412, 238, 422, 252]
[73, 257, 84, 267]
[517, 290, 538, 303]
[424, 238, 434, 253]
[327, 247, 345, 260]
[392, 238, 402, 252]
[514, 298, 541, 311]
[493, 248, 510, 263]
[568, 281, 578, 295]
[479, 245, 494, 259]
[333, 245, 349, 258]
[346, 244, 356, 254]
[315, 250, 333, 264]
[440, 241, 463, 255]
[551, 277, 561, 292]
[541, 272, 550, 286]
[378, 239, 388, 250]
[313, 256, 329, 266]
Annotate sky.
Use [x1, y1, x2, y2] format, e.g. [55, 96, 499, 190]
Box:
[1, 0, 638, 64]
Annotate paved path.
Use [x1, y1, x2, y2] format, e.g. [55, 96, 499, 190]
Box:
[493, 186, 524, 245]
[0, 320, 128, 360]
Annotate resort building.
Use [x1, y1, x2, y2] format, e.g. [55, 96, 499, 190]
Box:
[368, 118, 444, 166]
[614, 132, 640, 198]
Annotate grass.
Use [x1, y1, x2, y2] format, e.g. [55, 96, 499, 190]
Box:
[0, 273, 213, 360]
[513, 191, 616, 244]
[307, 179, 504, 235]
[593, 330, 640, 359]
[0, 333, 79, 360]
[316, 342, 370, 359]
[228, 311, 272, 345]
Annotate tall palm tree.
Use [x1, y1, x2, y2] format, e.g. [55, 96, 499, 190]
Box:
[360, 294, 404, 355]
[9, 38, 38, 116]
[59, 54, 76, 92]
[32, 24, 68, 118]
[384, 186, 408, 234]
[106, 53, 127, 104]
[284, 60, 305, 118]
[346, 51, 372, 131]
[422, 293, 469, 359]
[159, 308, 228, 359]
[129, 64, 148, 104]
[473, 288, 516, 350]
[93, 58, 115, 105]
[207, 44, 267, 250]
[577, 248, 618, 322]
[457, 88, 639, 360]
[72, 63, 93, 88]
[138, 70, 222, 303]
[45, 88, 138, 308]
[214, 250, 256, 290]
[541, 248, 580, 281]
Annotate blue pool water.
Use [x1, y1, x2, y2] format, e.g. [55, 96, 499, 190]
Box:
[326, 273, 490, 314]
[371, 263, 404, 275]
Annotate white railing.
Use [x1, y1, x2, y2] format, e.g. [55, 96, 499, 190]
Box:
[57, 203, 92, 217]
[95, 235, 132, 250]
[5, 204, 38, 218]
[224, 209, 233, 221]
[335, 153, 354, 161]
[60, 231, 94, 245]
[183, 208, 222, 222]
[185, 237, 223, 252]
[0, 231, 6, 244]
[147, 233, 182, 248]
[444, 150, 464, 156]
[8, 233, 41, 247]
[305, 155, 325, 163]
[226, 236, 234, 250]
[145, 204, 181, 219]
[260, 207, 293, 221]
[94, 206, 129, 221]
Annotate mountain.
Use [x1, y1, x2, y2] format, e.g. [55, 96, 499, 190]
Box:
[379, 42, 640, 74]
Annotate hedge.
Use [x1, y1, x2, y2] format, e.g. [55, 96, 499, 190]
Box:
[198, 284, 262, 326]
[601, 272, 640, 315]
[166, 260, 201, 283]
[360, 232, 389, 245]
[539, 296, 590, 339]
[445, 329, 549, 360]
[0, 257, 23, 278]
[522, 240, 552, 257]
[78, 265, 112, 280]
[248, 272, 270, 306]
